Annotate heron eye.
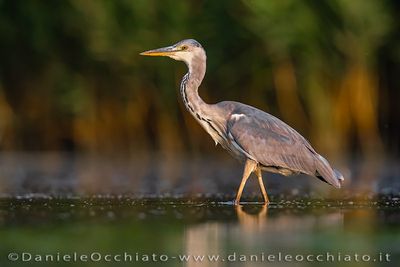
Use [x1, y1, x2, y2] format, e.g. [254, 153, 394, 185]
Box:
[181, 45, 188, 50]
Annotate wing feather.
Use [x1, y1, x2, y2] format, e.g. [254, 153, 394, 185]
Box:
[225, 103, 341, 188]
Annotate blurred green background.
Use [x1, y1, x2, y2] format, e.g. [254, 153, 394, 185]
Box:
[0, 0, 399, 195]
[0, 2, 400, 267]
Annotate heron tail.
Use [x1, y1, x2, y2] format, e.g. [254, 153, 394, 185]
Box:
[314, 154, 343, 189]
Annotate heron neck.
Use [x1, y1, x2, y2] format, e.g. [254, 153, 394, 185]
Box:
[180, 55, 209, 117]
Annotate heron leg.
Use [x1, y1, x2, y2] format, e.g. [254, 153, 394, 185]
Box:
[234, 159, 257, 205]
[255, 167, 270, 204]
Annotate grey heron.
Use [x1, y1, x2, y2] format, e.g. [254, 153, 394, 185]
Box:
[140, 39, 344, 205]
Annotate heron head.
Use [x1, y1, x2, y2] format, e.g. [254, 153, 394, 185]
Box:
[140, 39, 205, 65]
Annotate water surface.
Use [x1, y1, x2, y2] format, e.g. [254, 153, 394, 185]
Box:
[0, 195, 399, 267]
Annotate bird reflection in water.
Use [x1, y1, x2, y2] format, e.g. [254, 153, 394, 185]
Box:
[236, 204, 268, 233]
[183, 204, 348, 267]
[183, 205, 269, 267]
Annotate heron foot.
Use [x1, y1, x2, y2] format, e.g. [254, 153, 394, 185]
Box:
[233, 198, 270, 205]
[233, 198, 240, 206]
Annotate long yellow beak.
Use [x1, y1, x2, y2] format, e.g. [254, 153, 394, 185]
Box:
[140, 45, 177, 57]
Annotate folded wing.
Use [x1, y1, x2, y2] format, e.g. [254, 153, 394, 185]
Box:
[226, 104, 341, 188]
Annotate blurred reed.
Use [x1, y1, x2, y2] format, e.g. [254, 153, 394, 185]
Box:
[0, 0, 399, 163]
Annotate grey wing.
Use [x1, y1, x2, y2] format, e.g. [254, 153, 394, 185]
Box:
[226, 106, 342, 188]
